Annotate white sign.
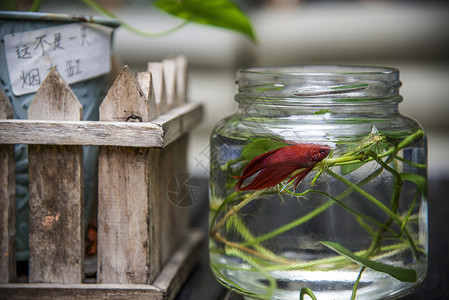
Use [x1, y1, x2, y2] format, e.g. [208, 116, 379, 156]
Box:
[4, 22, 113, 96]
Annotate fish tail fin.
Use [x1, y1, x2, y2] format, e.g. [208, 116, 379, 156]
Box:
[236, 168, 295, 191]
[286, 166, 315, 190]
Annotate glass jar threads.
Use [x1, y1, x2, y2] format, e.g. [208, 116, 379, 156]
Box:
[209, 66, 427, 300]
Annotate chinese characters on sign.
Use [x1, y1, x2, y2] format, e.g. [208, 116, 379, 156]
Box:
[4, 23, 112, 96]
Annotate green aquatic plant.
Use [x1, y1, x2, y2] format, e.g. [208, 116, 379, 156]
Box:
[210, 129, 427, 299]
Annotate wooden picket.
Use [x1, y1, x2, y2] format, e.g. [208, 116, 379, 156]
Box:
[27, 68, 84, 284]
[0, 56, 203, 299]
[0, 89, 15, 284]
[97, 66, 154, 284]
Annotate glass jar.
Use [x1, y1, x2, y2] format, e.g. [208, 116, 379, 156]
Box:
[209, 66, 427, 300]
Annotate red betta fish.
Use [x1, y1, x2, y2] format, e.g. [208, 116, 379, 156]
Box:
[234, 143, 330, 191]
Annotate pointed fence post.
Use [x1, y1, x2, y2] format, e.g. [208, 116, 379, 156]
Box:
[175, 55, 188, 105]
[147, 61, 176, 269]
[136, 71, 157, 121]
[98, 66, 155, 284]
[162, 58, 177, 110]
[148, 62, 167, 115]
[150, 57, 190, 267]
[0, 90, 16, 283]
[137, 70, 163, 279]
[27, 68, 84, 284]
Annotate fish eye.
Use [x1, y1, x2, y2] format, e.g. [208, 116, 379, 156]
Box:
[319, 149, 326, 154]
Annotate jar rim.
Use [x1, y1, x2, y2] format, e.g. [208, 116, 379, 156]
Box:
[238, 65, 398, 76]
[236, 65, 401, 103]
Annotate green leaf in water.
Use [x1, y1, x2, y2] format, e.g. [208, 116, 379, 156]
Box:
[321, 241, 417, 283]
[241, 138, 288, 161]
[154, 0, 256, 41]
[314, 109, 331, 115]
[340, 161, 366, 175]
[340, 134, 388, 175]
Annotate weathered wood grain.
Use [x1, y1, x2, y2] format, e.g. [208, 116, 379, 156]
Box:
[156, 103, 203, 147]
[0, 89, 13, 120]
[0, 230, 202, 299]
[0, 89, 16, 283]
[27, 68, 84, 284]
[162, 58, 177, 110]
[175, 55, 188, 106]
[156, 144, 173, 267]
[152, 59, 192, 269]
[0, 103, 201, 148]
[156, 135, 190, 267]
[136, 71, 157, 121]
[98, 66, 152, 284]
[28, 67, 82, 121]
[153, 231, 202, 300]
[172, 134, 189, 254]
[148, 62, 167, 115]
[0, 58, 203, 298]
[148, 147, 163, 281]
[97, 146, 151, 284]
[0, 283, 162, 300]
[100, 66, 150, 123]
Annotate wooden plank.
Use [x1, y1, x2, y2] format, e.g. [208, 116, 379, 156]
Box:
[156, 103, 203, 147]
[162, 58, 177, 110]
[157, 144, 173, 267]
[148, 147, 162, 282]
[0, 89, 13, 120]
[0, 103, 202, 148]
[0, 283, 162, 300]
[153, 230, 203, 300]
[0, 230, 203, 299]
[0, 89, 16, 283]
[148, 62, 167, 116]
[157, 135, 191, 268]
[172, 134, 189, 252]
[175, 55, 188, 105]
[0, 119, 163, 147]
[28, 68, 83, 121]
[150, 61, 193, 271]
[27, 68, 84, 284]
[136, 71, 157, 121]
[97, 147, 151, 284]
[98, 66, 152, 284]
[100, 66, 150, 123]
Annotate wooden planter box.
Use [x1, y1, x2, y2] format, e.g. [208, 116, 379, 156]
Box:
[0, 57, 203, 299]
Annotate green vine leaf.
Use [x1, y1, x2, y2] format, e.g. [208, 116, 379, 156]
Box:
[241, 138, 288, 161]
[321, 241, 417, 283]
[154, 0, 256, 41]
